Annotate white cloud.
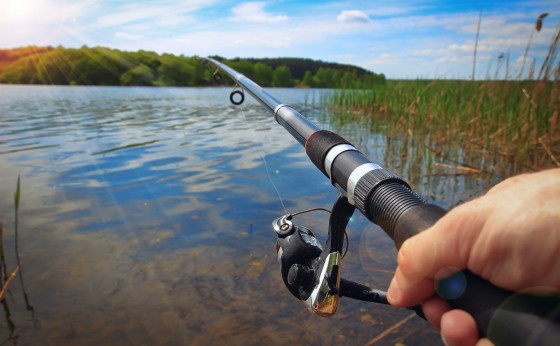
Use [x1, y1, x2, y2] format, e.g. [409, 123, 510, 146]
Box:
[434, 56, 460, 63]
[337, 10, 370, 23]
[231, 2, 288, 23]
[449, 43, 474, 52]
[368, 6, 415, 17]
[115, 32, 145, 41]
[94, 5, 175, 28]
[370, 53, 398, 65]
[413, 48, 441, 56]
[93, 0, 211, 28]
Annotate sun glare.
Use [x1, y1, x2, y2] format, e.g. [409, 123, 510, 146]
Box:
[3, 0, 41, 22]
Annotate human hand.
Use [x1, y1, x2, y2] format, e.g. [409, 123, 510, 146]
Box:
[387, 168, 560, 346]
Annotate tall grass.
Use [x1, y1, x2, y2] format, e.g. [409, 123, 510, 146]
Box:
[0, 175, 34, 338]
[328, 19, 560, 179]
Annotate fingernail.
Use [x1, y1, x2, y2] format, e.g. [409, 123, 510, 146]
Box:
[387, 275, 400, 303]
[441, 334, 450, 346]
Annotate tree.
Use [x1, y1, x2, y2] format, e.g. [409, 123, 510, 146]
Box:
[120, 64, 155, 86]
[272, 65, 294, 87]
[89, 47, 135, 85]
[302, 70, 315, 87]
[253, 62, 273, 86]
[0, 45, 385, 87]
[158, 55, 190, 86]
[73, 54, 113, 85]
[0, 56, 38, 84]
[229, 60, 254, 78]
[136, 50, 161, 70]
[314, 67, 336, 88]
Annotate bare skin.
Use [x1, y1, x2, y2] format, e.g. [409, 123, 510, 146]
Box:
[387, 168, 560, 346]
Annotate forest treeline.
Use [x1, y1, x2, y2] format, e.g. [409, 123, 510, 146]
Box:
[0, 46, 385, 88]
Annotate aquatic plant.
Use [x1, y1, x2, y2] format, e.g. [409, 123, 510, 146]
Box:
[0, 175, 34, 338]
[328, 15, 560, 179]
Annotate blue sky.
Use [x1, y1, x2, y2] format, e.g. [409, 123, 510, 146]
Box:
[1, 0, 559, 79]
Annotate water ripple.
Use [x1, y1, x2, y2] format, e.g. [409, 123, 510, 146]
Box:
[0, 85, 441, 345]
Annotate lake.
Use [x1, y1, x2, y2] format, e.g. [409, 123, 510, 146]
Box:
[0, 85, 492, 345]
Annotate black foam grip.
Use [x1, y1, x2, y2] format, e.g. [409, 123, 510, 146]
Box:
[440, 271, 560, 345]
[305, 130, 350, 176]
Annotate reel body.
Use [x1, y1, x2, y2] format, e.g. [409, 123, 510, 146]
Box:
[274, 225, 322, 301]
[272, 196, 424, 318]
[272, 196, 352, 316]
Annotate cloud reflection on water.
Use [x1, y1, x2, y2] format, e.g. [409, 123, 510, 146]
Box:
[0, 85, 441, 345]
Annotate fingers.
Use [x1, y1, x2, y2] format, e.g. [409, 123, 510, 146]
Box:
[387, 231, 437, 306]
[388, 265, 435, 307]
[421, 295, 450, 330]
[388, 201, 481, 307]
[440, 310, 479, 346]
[475, 338, 495, 346]
[386, 169, 560, 346]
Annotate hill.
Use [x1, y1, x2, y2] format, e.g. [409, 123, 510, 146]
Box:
[0, 46, 385, 88]
[228, 57, 372, 80]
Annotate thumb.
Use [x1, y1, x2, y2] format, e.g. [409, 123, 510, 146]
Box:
[388, 202, 481, 307]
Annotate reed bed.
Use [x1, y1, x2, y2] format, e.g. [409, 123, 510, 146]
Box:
[329, 24, 560, 179]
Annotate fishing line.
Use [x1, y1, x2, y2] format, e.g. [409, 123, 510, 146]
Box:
[236, 87, 288, 214]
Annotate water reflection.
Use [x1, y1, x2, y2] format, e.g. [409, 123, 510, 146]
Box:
[0, 85, 442, 345]
[322, 110, 504, 209]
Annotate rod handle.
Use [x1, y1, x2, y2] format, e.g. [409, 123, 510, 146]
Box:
[366, 184, 560, 345]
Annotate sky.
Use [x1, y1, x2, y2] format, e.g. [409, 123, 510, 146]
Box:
[1, 0, 559, 79]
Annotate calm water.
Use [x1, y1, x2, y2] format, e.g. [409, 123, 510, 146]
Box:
[0, 85, 488, 345]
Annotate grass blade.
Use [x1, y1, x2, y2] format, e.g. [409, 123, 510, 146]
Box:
[13, 175, 21, 211]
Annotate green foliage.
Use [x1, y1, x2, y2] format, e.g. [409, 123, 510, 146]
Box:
[230, 57, 373, 79]
[136, 50, 161, 70]
[0, 55, 40, 84]
[228, 60, 254, 77]
[14, 175, 20, 210]
[83, 47, 137, 85]
[302, 70, 315, 87]
[35, 48, 77, 84]
[329, 79, 560, 175]
[0, 46, 384, 88]
[272, 65, 294, 87]
[73, 55, 113, 85]
[314, 67, 336, 88]
[253, 63, 273, 86]
[328, 25, 560, 175]
[158, 54, 190, 86]
[120, 64, 155, 86]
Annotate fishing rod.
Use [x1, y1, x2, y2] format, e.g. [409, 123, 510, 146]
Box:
[203, 57, 559, 345]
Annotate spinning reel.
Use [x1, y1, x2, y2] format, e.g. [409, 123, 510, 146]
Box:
[272, 195, 423, 317]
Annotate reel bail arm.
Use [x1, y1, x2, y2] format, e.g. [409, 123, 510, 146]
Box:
[273, 195, 355, 316]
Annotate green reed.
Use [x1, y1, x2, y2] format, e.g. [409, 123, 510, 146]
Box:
[0, 175, 34, 337]
[330, 16, 560, 179]
[332, 18, 560, 180]
[330, 78, 559, 177]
